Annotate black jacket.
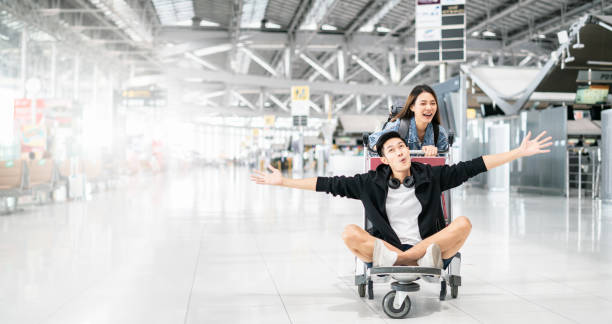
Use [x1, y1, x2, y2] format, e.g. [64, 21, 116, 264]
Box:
[316, 157, 487, 249]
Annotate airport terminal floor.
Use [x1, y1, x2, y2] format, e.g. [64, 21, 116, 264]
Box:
[2, 166, 611, 324]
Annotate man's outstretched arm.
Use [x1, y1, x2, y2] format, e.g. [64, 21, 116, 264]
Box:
[482, 130, 553, 170]
[437, 130, 553, 191]
[250, 165, 316, 191]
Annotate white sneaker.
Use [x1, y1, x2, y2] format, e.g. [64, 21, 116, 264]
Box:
[417, 243, 443, 269]
[372, 239, 398, 267]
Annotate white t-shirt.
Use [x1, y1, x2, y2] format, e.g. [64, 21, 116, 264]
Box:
[386, 185, 423, 245]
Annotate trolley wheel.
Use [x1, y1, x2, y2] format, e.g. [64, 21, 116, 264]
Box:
[367, 279, 374, 300]
[358, 283, 366, 297]
[451, 285, 459, 299]
[439, 280, 447, 301]
[382, 291, 411, 319]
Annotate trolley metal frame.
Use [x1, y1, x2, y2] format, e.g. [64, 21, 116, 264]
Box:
[356, 133, 461, 319]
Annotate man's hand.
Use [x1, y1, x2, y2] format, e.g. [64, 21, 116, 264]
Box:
[483, 130, 553, 170]
[250, 165, 283, 185]
[250, 165, 317, 190]
[422, 145, 438, 157]
[517, 131, 553, 157]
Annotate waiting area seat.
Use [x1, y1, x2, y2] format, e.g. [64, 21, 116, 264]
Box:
[27, 159, 56, 195]
[0, 160, 26, 198]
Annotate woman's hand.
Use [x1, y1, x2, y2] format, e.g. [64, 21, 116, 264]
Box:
[422, 145, 438, 157]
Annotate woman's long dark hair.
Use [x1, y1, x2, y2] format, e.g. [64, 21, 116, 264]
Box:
[391, 84, 441, 125]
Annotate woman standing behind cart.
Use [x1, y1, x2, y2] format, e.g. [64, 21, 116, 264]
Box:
[369, 85, 448, 156]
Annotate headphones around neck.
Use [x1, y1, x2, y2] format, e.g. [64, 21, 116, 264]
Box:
[388, 175, 415, 189]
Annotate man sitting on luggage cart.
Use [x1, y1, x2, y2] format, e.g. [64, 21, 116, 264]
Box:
[250, 130, 553, 269]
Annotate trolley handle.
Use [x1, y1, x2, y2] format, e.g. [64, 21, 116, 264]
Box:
[363, 130, 454, 156]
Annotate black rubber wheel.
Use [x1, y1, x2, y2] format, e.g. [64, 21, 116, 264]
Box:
[367, 280, 374, 300]
[382, 291, 411, 319]
[439, 280, 447, 301]
[358, 283, 366, 297]
[451, 285, 459, 299]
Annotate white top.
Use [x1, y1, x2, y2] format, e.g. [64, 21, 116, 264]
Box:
[385, 185, 423, 245]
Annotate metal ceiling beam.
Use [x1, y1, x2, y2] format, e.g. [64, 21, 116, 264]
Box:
[309, 100, 322, 113]
[334, 94, 355, 113]
[344, 0, 387, 38]
[165, 67, 416, 96]
[388, 51, 400, 83]
[359, 0, 402, 33]
[185, 52, 221, 71]
[231, 90, 257, 110]
[287, 0, 313, 36]
[268, 93, 290, 112]
[351, 54, 388, 84]
[307, 52, 337, 81]
[337, 48, 346, 82]
[158, 28, 504, 54]
[364, 95, 386, 114]
[239, 46, 278, 76]
[298, 52, 336, 81]
[159, 38, 231, 58]
[467, 0, 539, 33]
[192, 43, 233, 57]
[506, 2, 612, 50]
[39, 8, 104, 15]
[70, 0, 137, 47]
[0, 0, 126, 71]
[399, 63, 425, 85]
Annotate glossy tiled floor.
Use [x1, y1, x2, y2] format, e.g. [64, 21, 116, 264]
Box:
[1, 167, 611, 323]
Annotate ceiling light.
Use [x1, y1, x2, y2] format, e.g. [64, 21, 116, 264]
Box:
[321, 24, 337, 31]
[471, 31, 480, 37]
[587, 60, 612, 66]
[598, 21, 612, 32]
[482, 30, 496, 37]
[376, 26, 391, 33]
[200, 20, 220, 27]
[538, 34, 546, 39]
[266, 22, 281, 29]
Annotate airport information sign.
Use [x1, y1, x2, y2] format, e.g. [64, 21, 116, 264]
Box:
[291, 86, 309, 126]
[415, 0, 466, 63]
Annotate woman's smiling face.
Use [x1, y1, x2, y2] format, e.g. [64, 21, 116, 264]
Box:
[410, 92, 437, 124]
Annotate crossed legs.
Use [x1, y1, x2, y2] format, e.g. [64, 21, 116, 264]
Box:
[341, 216, 472, 266]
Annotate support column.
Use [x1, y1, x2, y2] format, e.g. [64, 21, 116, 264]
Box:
[50, 42, 57, 98]
[602, 109, 612, 203]
[73, 55, 80, 101]
[93, 64, 99, 105]
[439, 62, 447, 83]
[20, 28, 27, 97]
[284, 46, 292, 79]
[337, 48, 345, 82]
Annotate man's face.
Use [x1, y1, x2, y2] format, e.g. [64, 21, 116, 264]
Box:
[380, 137, 411, 172]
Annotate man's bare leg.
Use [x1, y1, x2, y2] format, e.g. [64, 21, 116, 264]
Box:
[341, 224, 404, 263]
[396, 216, 471, 265]
[341, 216, 472, 266]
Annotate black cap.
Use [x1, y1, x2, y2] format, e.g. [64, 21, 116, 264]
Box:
[375, 131, 406, 157]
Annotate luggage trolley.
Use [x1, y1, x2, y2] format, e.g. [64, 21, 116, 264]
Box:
[356, 132, 461, 319]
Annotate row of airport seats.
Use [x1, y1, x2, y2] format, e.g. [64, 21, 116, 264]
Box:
[0, 159, 112, 213]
